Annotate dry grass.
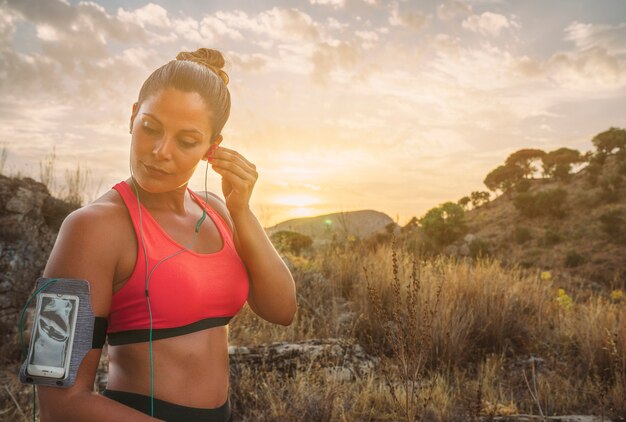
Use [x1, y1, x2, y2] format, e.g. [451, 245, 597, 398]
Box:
[3, 236, 625, 420]
[229, 237, 626, 421]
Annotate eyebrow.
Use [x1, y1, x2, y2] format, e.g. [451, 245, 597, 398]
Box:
[142, 113, 206, 137]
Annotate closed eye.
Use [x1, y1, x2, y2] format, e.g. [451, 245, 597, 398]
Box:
[178, 139, 198, 148]
[142, 125, 159, 135]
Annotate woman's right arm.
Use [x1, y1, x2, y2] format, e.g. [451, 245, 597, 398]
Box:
[36, 205, 158, 421]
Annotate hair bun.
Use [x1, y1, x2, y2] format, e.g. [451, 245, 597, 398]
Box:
[176, 48, 229, 86]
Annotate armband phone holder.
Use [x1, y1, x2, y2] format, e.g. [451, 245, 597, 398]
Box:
[19, 278, 107, 388]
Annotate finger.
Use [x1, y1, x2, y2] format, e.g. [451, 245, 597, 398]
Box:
[211, 161, 257, 186]
[211, 158, 258, 182]
[213, 147, 257, 171]
[212, 164, 254, 194]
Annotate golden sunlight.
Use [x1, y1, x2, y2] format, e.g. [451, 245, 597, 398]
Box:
[289, 207, 317, 218]
[273, 194, 320, 207]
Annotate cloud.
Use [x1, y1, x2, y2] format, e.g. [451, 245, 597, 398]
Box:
[564, 21, 626, 55]
[201, 15, 243, 40]
[5, 0, 75, 27]
[388, 2, 430, 31]
[437, 1, 472, 22]
[227, 51, 269, 72]
[0, 7, 21, 46]
[547, 46, 626, 90]
[311, 41, 360, 85]
[355, 30, 379, 49]
[117, 3, 170, 28]
[309, 0, 346, 9]
[216, 8, 320, 42]
[462, 12, 518, 36]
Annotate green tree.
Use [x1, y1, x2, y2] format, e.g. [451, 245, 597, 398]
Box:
[592, 127, 626, 154]
[505, 148, 546, 178]
[418, 202, 467, 250]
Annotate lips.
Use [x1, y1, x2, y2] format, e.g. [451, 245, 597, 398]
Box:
[143, 162, 170, 176]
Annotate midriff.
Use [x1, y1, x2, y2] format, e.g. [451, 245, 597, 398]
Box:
[106, 326, 229, 408]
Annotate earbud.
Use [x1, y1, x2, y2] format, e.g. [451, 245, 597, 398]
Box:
[206, 144, 218, 160]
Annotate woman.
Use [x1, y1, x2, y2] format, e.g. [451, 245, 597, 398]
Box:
[37, 48, 297, 421]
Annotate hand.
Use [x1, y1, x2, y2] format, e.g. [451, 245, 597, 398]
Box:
[209, 146, 258, 215]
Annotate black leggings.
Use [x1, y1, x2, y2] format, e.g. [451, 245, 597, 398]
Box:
[102, 389, 232, 422]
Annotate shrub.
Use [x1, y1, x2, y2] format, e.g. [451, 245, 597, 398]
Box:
[418, 202, 467, 252]
[469, 238, 492, 258]
[513, 226, 532, 244]
[585, 161, 603, 186]
[542, 228, 561, 246]
[513, 189, 567, 218]
[598, 175, 623, 204]
[270, 230, 313, 255]
[515, 178, 531, 193]
[599, 209, 625, 243]
[564, 251, 584, 268]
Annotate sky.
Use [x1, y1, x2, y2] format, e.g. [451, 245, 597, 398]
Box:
[1, 0, 625, 227]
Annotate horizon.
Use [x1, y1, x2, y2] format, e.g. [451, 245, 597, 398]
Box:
[1, 0, 625, 227]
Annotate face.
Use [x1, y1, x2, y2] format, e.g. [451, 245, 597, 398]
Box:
[129, 88, 221, 193]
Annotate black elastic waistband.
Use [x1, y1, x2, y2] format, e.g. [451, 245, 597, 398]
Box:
[102, 389, 231, 422]
[107, 316, 232, 346]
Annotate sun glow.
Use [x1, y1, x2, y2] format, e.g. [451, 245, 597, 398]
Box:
[289, 207, 317, 218]
[274, 194, 320, 207]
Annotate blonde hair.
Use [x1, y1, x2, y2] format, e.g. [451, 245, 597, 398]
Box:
[136, 48, 231, 140]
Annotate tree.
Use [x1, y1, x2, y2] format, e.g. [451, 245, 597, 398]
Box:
[457, 196, 471, 210]
[470, 191, 490, 208]
[541, 148, 585, 181]
[418, 202, 467, 249]
[401, 217, 418, 234]
[592, 127, 626, 154]
[484, 164, 525, 194]
[504, 149, 546, 179]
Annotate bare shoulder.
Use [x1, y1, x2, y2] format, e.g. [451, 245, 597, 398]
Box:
[195, 190, 234, 233]
[44, 189, 129, 316]
[56, 189, 128, 246]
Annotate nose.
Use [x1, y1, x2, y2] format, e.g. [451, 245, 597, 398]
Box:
[152, 135, 174, 160]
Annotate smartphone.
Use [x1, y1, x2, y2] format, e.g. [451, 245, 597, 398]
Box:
[26, 293, 79, 379]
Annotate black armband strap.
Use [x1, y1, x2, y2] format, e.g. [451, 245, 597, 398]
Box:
[92, 317, 108, 349]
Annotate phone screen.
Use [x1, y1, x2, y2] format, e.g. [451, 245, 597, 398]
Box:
[27, 294, 79, 378]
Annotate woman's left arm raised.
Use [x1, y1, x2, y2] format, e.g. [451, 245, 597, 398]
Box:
[208, 145, 297, 325]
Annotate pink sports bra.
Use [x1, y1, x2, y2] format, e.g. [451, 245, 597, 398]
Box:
[106, 181, 249, 345]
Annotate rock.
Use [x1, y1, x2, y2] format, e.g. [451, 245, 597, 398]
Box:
[229, 338, 379, 380]
[0, 174, 78, 365]
[5, 187, 35, 214]
[460, 243, 470, 256]
[486, 416, 613, 422]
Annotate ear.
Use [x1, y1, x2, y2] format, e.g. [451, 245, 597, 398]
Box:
[129, 102, 139, 133]
[203, 135, 223, 160]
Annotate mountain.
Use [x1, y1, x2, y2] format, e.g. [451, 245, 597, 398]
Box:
[265, 210, 395, 247]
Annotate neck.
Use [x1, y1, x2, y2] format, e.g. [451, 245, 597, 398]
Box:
[126, 177, 190, 215]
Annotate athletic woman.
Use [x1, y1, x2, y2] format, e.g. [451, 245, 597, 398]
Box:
[37, 48, 297, 421]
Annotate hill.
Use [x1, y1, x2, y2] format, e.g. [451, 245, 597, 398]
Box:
[265, 210, 395, 247]
[450, 153, 626, 286]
